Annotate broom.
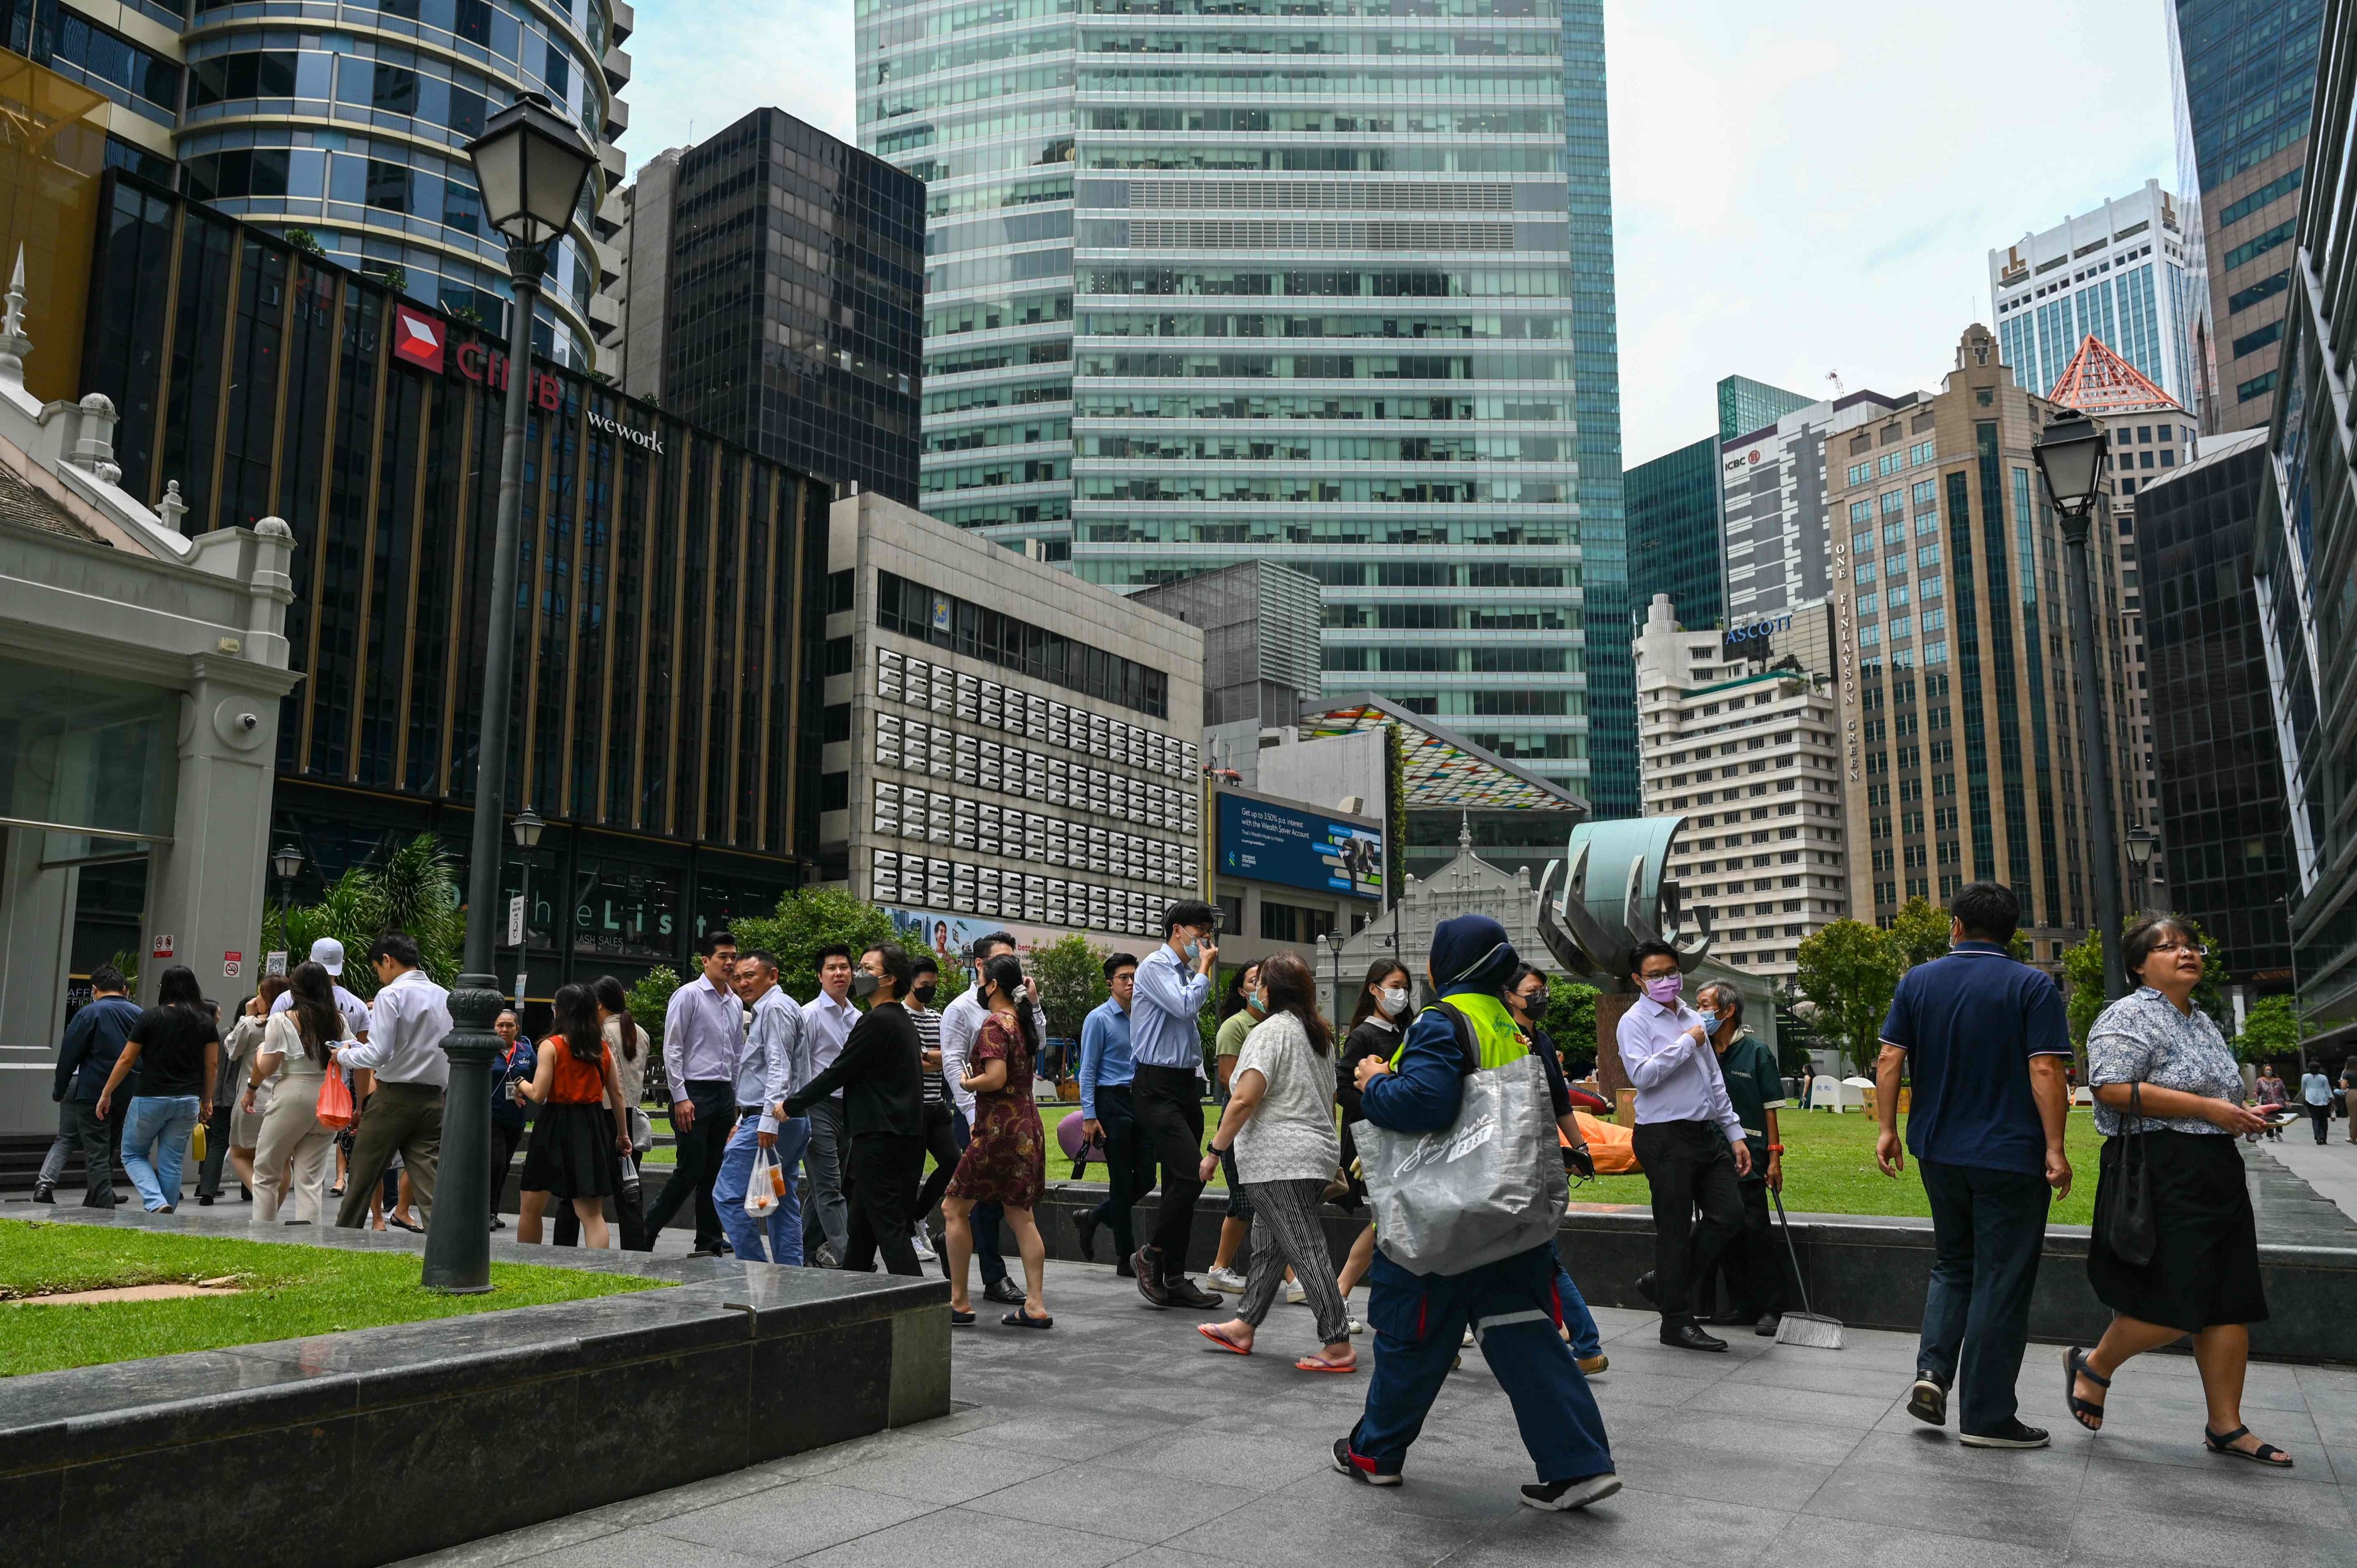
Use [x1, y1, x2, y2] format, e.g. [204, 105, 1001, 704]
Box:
[1769, 1185, 1844, 1349]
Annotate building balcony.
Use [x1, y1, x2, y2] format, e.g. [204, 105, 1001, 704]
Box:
[610, 0, 635, 44]
[604, 45, 633, 90]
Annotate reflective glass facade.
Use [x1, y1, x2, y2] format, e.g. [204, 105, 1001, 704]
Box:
[1625, 434, 1721, 627]
[80, 174, 834, 996]
[859, 0, 1600, 799]
[1717, 373, 1810, 444]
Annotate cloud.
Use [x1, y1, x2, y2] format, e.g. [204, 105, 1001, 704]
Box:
[1607, 0, 2175, 463]
[620, 0, 857, 168]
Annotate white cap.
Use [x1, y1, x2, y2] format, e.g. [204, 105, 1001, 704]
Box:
[308, 937, 345, 976]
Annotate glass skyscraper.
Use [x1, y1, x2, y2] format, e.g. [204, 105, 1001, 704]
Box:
[860, 0, 1601, 800]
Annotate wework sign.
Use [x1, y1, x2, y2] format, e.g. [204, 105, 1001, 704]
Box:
[587, 407, 665, 454]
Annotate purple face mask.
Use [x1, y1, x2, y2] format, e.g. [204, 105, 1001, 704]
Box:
[1643, 974, 1684, 1008]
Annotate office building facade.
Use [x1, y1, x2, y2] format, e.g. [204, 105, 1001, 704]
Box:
[4, 0, 635, 369]
[1634, 594, 1847, 977]
[1826, 326, 2138, 957]
[825, 490, 1206, 952]
[605, 108, 926, 505]
[2138, 428, 2293, 990]
[1989, 180, 2202, 411]
[1717, 373, 1812, 443]
[858, 0, 1602, 801]
[2168, 0, 2327, 431]
[1129, 560, 1321, 788]
[2255, 0, 2354, 1027]
[1626, 435, 1722, 626]
[79, 173, 835, 998]
[1721, 387, 1914, 627]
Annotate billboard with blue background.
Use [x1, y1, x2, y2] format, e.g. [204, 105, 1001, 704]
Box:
[1217, 793, 1383, 901]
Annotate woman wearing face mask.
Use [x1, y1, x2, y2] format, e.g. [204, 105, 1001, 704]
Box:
[940, 953, 1051, 1326]
[1195, 952, 1354, 1371]
[1332, 961, 1413, 1310]
[1205, 962, 1265, 1294]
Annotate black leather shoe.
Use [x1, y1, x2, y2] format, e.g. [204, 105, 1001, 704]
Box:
[198, 1195, 216, 1207]
[32, 1182, 55, 1204]
[1634, 1271, 1658, 1308]
[1072, 1208, 1100, 1262]
[1754, 1313, 1780, 1337]
[1662, 1320, 1728, 1352]
[1134, 1250, 1173, 1307]
[1115, 1256, 1136, 1279]
[983, 1279, 1026, 1306]
[1162, 1275, 1222, 1311]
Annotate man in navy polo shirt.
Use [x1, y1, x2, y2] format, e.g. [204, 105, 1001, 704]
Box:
[1874, 881, 2072, 1450]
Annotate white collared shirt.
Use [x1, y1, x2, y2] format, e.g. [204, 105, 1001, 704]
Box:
[341, 968, 452, 1089]
[802, 990, 859, 1099]
[1616, 993, 1741, 1142]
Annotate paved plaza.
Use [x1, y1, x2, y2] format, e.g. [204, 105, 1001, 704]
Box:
[398, 1254, 2357, 1568]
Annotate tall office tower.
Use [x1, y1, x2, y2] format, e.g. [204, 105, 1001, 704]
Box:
[3, 0, 636, 367]
[2137, 428, 2294, 993]
[607, 108, 927, 504]
[2045, 337, 2195, 916]
[860, 0, 1599, 800]
[1627, 437, 1723, 625]
[1988, 180, 2203, 411]
[2256, 0, 2352, 1026]
[2168, 0, 2327, 431]
[1717, 374, 1812, 443]
[1561, 0, 1630, 818]
[1828, 326, 2139, 959]
[1633, 593, 1848, 979]
[1720, 387, 1914, 626]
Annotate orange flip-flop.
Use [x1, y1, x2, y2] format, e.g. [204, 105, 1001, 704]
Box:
[1197, 1323, 1252, 1356]
[1296, 1355, 1358, 1374]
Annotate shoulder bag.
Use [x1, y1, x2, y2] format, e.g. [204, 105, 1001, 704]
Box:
[2097, 1081, 2157, 1268]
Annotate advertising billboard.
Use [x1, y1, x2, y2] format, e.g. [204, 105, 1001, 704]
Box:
[1217, 793, 1383, 901]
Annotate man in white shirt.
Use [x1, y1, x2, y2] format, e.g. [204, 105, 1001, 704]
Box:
[936, 931, 1047, 1304]
[642, 931, 743, 1256]
[1616, 940, 1750, 1352]
[333, 932, 452, 1230]
[799, 946, 859, 1266]
[715, 951, 811, 1264]
[270, 937, 372, 1040]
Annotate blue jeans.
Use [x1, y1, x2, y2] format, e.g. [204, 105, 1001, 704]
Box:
[716, 1114, 808, 1265]
[121, 1095, 201, 1211]
[1555, 1262, 1603, 1361]
[1916, 1158, 2049, 1436]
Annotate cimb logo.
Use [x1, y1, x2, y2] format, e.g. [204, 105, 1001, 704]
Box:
[588, 408, 665, 455]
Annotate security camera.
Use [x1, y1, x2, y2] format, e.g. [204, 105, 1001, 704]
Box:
[237, 712, 260, 732]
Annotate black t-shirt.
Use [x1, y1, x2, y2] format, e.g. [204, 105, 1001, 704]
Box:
[129, 1005, 221, 1098]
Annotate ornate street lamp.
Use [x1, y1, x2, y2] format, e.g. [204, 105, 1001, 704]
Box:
[424, 95, 597, 1295]
[2124, 826, 2158, 917]
[510, 807, 544, 1013]
[2032, 410, 2125, 1000]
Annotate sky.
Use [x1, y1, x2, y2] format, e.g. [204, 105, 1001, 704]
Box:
[623, 0, 2180, 466]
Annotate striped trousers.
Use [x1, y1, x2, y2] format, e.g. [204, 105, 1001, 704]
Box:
[1237, 1176, 1351, 1344]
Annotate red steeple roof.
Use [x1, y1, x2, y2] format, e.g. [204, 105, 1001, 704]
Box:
[2046, 335, 2180, 414]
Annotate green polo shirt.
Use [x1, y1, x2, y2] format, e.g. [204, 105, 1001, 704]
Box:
[1715, 1029, 1786, 1179]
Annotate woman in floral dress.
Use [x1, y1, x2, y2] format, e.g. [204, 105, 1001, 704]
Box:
[943, 953, 1051, 1328]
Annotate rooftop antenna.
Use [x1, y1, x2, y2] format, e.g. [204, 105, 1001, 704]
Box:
[1825, 370, 1845, 396]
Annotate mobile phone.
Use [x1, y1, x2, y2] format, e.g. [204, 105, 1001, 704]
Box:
[2261, 1107, 2302, 1126]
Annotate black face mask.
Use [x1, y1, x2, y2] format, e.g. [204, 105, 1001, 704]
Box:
[850, 970, 882, 1000]
[911, 982, 937, 1005]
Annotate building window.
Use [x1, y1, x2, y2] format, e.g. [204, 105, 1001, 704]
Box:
[2237, 371, 2279, 403]
[1259, 899, 1333, 943]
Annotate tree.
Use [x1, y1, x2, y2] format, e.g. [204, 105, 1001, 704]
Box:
[280, 227, 325, 256]
[731, 887, 897, 1004]
[1029, 932, 1108, 1042]
[260, 833, 463, 994]
[1794, 919, 1905, 1076]
[1886, 897, 1953, 970]
[1543, 981, 1600, 1078]
[626, 966, 682, 1087]
[2232, 995, 2306, 1067]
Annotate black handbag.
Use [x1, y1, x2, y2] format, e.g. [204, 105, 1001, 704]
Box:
[2099, 1082, 2158, 1268]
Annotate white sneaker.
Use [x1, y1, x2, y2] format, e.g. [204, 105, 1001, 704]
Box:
[1286, 1281, 1307, 1304]
[1347, 1318, 1367, 1337]
[1207, 1266, 1248, 1294]
[911, 1227, 936, 1261]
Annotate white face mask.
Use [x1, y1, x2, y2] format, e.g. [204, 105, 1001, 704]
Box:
[1378, 986, 1409, 1016]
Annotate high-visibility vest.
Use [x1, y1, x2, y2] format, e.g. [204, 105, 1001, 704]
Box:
[1393, 991, 1530, 1073]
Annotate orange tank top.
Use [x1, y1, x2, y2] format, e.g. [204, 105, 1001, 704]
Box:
[550, 1040, 611, 1104]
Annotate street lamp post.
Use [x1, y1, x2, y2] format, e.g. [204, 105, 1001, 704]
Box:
[422, 94, 598, 1295]
[1322, 929, 1346, 1031]
[269, 841, 303, 918]
[2032, 409, 2126, 1001]
[2124, 827, 2158, 918]
[510, 807, 544, 1013]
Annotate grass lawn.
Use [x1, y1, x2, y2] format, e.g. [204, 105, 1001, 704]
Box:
[647, 1103, 2107, 1222]
[0, 1220, 667, 1379]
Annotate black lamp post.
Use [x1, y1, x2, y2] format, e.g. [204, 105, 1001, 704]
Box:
[2032, 409, 2125, 1001]
[423, 94, 597, 1295]
[2125, 826, 2158, 918]
[269, 841, 303, 914]
[509, 806, 544, 1012]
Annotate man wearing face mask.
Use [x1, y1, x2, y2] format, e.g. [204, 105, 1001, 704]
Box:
[783, 943, 927, 1275]
[1618, 941, 1751, 1352]
[1127, 899, 1225, 1309]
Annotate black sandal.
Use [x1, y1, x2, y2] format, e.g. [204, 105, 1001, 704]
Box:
[1001, 1308, 1054, 1330]
[2203, 1426, 2294, 1467]
[2065, 1346, 2110, 1431]
[949, 1308, 976, 1327]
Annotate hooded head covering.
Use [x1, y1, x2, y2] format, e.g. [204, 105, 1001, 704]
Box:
[1429, 913, 1517, 994]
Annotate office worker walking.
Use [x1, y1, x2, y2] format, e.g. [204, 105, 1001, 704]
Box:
[334, 934, 452, 1230]
[784, 943, 929, 1276]
[1128, 899, 1224, 1309]
[643, 932, 743, 1256]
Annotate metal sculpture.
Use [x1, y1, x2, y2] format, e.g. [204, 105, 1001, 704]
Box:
[1534, 816, 1713, 985]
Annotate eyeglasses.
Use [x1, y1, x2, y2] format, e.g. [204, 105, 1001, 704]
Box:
[2147, 940, 2202, 956]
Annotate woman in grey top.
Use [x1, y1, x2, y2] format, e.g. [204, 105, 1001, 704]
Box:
[2067, 917, 2286, 1467]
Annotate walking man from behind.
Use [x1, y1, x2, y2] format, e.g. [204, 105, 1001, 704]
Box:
[715, 950, 811, 1264]
[1620, 941, 1750, 1351]
[335, 933, 451, 1229]
[1074, 952, 1146, 1275]
[1875, 880, 2072, 1449]
[643, 930, 743, 1256]
[43, 965, 142, 1207]
[1128, 899, 1223, 1308]
[799, 945, 859, 1266]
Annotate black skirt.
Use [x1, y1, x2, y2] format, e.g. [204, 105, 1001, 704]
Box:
[519, 1102, 616, 1201]
[2087, 1128, 2266, 1332]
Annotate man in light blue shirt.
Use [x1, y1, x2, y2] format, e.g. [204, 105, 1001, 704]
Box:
[1073, 952, 1143, 1272]
[799, 946, 859, 1266]
[641, 931, 742, 1256]
[715, 951, 811, 1264]
[1126, 900, 1222, 1308]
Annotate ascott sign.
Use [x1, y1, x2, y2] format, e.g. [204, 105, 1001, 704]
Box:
[390, 303, 661, 450]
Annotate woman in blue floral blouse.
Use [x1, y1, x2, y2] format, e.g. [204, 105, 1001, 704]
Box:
[2066, 917, 2287, 1467]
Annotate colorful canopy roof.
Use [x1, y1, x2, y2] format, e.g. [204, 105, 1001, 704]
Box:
[1298, 693, 1587, 814]
[2046, 335, 2181, 415]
